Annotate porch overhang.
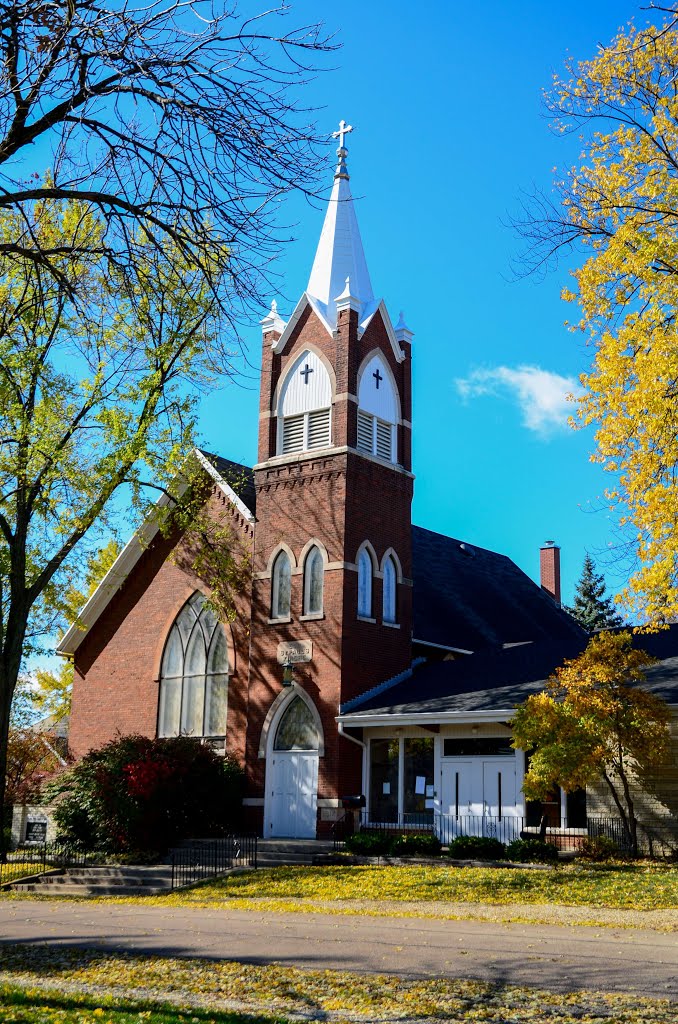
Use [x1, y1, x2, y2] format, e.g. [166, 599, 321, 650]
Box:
[337, 709, 515, 728]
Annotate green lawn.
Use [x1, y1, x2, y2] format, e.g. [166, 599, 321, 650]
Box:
[0, 944, 675, 1024]
[158, 863, 678, 912]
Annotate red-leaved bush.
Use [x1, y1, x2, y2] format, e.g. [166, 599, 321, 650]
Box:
[50, 735, 244, 853]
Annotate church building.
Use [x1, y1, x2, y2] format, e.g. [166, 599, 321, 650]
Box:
[57, 125, 678, 844]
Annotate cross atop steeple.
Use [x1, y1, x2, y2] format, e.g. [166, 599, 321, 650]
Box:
[332, 119, 354, 180]
[332, 119, 353, 151]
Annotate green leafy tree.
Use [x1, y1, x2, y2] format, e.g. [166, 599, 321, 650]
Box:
[0, 196, 248, 855]
[567, 554, 624, 632]
[512, 632, 671, 855]
[32, 540, 121, 724]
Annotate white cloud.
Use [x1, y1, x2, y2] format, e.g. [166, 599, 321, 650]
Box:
[455, 364, 581, 436]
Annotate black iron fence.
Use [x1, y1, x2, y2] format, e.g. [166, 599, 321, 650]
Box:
[0, 843, 95, 887]
[170, 834, 258, 890]
[333, 812, 678, 855]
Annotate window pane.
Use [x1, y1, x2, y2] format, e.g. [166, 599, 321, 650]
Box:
[369, 738, 399, 822]
[198, 602, 218, 645]
[403, 738, 434, 822]
[205, 674, 228, 737]
[272, 552, 291, 618]
[358, 549, 372, 617]
[274, 696, 319, 750]
[158, 677, 181, 737]
[305, 548, 323, 614]
[383, 558, 396, 623]
[207, 626, 228, 674]
[181, 676, 205, 736]
[184, 623, 207, 676]
[161, 627, 183, 677]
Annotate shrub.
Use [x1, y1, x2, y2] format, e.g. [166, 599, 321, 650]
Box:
[577, 835, 619, 862]
[506, 838, 559, 863]
[344, 831, 393, 856]
[50, 735, 244, 854]
[389, 832, 442, 857]
[446, 835, 507, 861]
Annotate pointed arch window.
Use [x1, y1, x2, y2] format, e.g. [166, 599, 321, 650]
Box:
[271, 550, 292, 620]
[278, 350, 332, 455]
[303, 546, 324, 616]
[274, 696, 319, 751]
[158, 593, 228, 742]
[383, 556, 397, 624]
[358, 547, 374, 618]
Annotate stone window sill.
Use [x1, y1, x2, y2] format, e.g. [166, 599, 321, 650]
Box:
[357, 615, 377, 623]
[383, 620, 400, 629]
[268, 616, 291, 625]
[299, 612, 325, 622]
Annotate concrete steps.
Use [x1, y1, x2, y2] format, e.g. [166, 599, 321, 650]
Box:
[10, 864, 173, 897]
[9, 838, 336, 895]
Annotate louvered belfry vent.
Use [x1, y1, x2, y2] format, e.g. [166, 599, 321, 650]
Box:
[308, 408, 331, 449]
[357, 411, 373, 453]
[376, 419, 392, 461]
[282, 414, 305, 454]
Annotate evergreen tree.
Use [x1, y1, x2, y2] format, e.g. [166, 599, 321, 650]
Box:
[567, 555, 624, 631]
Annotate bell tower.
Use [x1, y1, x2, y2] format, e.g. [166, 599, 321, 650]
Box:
[246, 123, 414, 835]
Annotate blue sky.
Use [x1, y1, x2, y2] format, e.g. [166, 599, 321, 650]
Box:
[198, 0, 650, 607]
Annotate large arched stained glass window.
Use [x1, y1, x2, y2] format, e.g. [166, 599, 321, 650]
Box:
[158, 592, 228, 740]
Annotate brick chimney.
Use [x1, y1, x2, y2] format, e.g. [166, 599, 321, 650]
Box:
[540, 541, 561, 606]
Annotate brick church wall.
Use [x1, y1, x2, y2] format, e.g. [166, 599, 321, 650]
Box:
[69, 488, 253, 761]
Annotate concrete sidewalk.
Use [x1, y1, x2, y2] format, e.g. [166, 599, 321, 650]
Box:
[0, 900, 676, 998]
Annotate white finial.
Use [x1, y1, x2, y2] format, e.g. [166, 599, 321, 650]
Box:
[334, 274, 361, 314]
[332, 119, 354, 180]
[394, 311, 414, 345]
[260, 297, 286, 338]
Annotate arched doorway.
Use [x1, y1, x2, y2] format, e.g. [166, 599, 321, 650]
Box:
[265, 693, 321, 838]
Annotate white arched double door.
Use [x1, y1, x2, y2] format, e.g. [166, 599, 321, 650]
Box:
[265, 693, 320, 839]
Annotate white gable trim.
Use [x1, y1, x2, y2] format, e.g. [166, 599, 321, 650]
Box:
[360, 300, 406, 365]
[194, 450, 255, 524]
[57, 449, 253, 657]
[271, 293, 333, 354]
[338, 709, 517, 727]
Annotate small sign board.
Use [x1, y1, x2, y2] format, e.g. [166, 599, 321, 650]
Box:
[277, 640, 312, 665]
[25, 819, 47, 844]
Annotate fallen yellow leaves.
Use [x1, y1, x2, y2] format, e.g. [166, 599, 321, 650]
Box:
[0, 944, 675, 1024]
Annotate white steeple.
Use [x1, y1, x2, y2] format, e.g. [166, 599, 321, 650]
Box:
[306, 120, 374, 327]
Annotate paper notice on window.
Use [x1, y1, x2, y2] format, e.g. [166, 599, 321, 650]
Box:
[426, 785, 434, 797]
[415, 776, 426, 795]
[425, 798, 434, 809]
[382, 782, 390, 795]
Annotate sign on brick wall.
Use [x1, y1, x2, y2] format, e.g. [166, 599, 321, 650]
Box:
[277, 640, 312, 665]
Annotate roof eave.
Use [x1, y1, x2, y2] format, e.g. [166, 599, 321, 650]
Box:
[337, 709, 517, 727]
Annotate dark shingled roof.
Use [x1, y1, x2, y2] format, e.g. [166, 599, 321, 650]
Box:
[411, 525, 586, 653]
[198, 450, 256, 516]
[344, 626, 678, 717]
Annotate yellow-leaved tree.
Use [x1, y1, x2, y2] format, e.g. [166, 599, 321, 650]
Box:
[511, 632, 671, 856]
[519, 6, 678, 625]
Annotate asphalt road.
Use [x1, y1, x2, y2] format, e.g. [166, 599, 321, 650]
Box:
[0, 901, 677, 999]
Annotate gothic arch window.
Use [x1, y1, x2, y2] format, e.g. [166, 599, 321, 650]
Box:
[357, 546, 374, 618]
[158, 592, 228, 741]
[382, 555, 398, 624]
[277, 349, 333, 455]
[357, 353, 399, 464]
[271, 550, 292, 620]
[274, 695, 319, 751]
[303, 545, 324, 616]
